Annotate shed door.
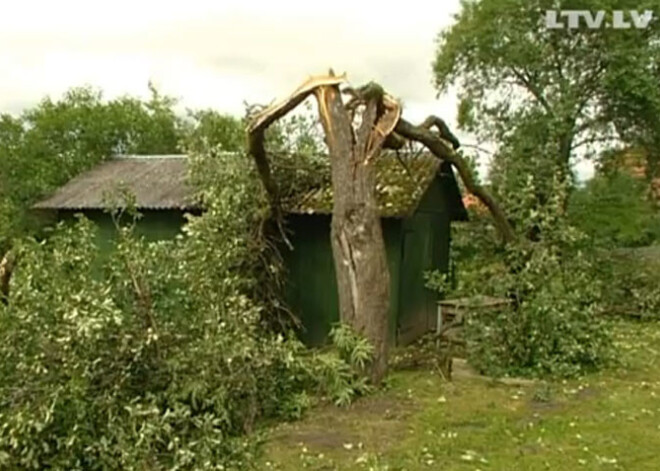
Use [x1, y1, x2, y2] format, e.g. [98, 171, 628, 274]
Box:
[397, 213, 435, 345]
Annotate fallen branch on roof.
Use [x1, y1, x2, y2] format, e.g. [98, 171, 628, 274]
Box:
[394, 117, 516, 244]
[247, 74, 348, 248]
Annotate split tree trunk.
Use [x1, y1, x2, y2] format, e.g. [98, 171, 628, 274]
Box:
[247, 74, 515, 385]
[313, 84, 393, 384]
[247, 75, 398, 384]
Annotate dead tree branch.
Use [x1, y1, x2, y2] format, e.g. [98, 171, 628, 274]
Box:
[247, 75, 347, 248]
[395, 117, 517, 244]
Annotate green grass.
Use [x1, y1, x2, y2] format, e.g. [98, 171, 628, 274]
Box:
[260, 319, 660, 470]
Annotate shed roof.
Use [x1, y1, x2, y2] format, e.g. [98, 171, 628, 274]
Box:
[284, 152, 466, 218]
[33, 153, 467, 219]
[33, 155, 198, 210]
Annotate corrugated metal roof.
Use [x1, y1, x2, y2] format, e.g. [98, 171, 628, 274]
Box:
[283, 152, 443, 217]
[33, 155, 198, 210]
[34, 152, 465, 219]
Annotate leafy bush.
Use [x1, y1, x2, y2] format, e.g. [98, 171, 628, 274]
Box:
[593, 248, 660, 320]
[0, 221, 304, 469]
[432, 175, 614, 378]
[463, 247, 612, 378]
[0, 149, 370, 469]
[310, 325, 374, 407]
[568, 172, 660, 248]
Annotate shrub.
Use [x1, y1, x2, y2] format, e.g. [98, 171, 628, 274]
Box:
[568, 172, 660, 248]
[431, 175, 614, 378]
[463, 245, 613, 378]
[311, 324, 374, 407]
[593, 248, 660, 320]
[0, 150, 371, 469]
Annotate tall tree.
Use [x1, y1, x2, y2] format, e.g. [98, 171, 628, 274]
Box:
[434, 0, 660, 209]
[182, 109, 244, 154]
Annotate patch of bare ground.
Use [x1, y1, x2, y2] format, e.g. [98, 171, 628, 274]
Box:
[266, 394, 418, 455]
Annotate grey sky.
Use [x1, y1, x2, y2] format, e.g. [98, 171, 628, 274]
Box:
[0, 0, 594, 179]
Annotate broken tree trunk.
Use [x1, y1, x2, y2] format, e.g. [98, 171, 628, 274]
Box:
[247, 74, 348, 248]
[247, 73, 515, 385]
[313, 83, 398, 384]
[247, 75, 396, 384]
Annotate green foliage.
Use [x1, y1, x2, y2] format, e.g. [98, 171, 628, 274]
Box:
[182, 109, 244, 154]
[0, 85, 247, 251]
[0, 136, 371, 468]
[489, 111, 573, 219]
[429, 0, 660, 377]
[568, 172, 660, 247]
[261, 101, 324, 157]
[311, 325, 374, 407]
[329, 324, 374, 371]
[463, 256, 612, 378]
[0, 217, 308, 469]
[434, 0, 660, 139]
[0, 85, 184, 248]
[592, 248, 660, 320]
[434, 0, 660, 214]
[251, 101, 330, 204]
[434, 175, 614, 378]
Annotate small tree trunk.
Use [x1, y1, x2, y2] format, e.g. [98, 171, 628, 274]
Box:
[0, 251, 15, 306]
[314, 85, 391, 384]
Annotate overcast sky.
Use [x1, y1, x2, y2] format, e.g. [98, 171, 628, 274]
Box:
[1, 0, 594, 179]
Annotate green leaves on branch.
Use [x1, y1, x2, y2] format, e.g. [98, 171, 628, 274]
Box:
[435, 174, 614, 378]
[0, 142, 371, 469]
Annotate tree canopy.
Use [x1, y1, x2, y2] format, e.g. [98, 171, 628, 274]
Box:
[434, 0, 660, 207]
[0, 85, 244, 249]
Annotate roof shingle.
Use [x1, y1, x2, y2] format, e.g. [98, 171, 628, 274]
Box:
[33, 155, 198, 210]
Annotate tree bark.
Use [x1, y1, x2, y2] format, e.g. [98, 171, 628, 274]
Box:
[313, 84, 393, 384]
[247, 74, 393, 384]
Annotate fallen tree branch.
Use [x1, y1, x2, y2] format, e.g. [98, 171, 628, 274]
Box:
[419, 116, 461, 150]
[247, 74, 348, 248]
[395, 117, 517, 244]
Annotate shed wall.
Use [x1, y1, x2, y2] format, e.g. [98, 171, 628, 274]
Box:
[57, 209, 188, 253]
[396, 210, 450, 344]
[283, 177, 454, 347]
[284, 215, 402, 346]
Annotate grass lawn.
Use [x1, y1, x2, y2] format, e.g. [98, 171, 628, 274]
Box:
[260, 319, 660, 470]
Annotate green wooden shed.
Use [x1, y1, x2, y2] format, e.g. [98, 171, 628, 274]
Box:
[32, 155, 200, 252]
[280, 154, 467, 346]
[34, 153, 467, 347]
